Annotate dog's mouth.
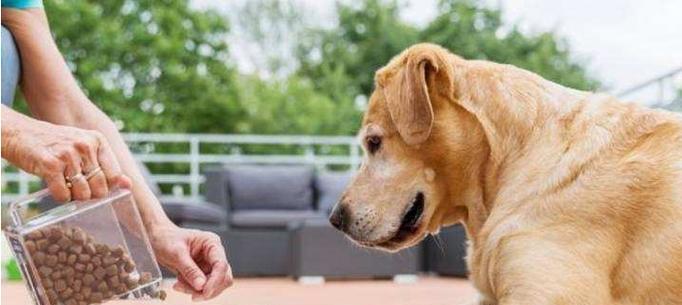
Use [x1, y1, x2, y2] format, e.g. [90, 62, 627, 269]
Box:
[377, 192, 425, 248]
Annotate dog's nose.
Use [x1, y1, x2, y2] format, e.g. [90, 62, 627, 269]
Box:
[329, 205, 349, 231]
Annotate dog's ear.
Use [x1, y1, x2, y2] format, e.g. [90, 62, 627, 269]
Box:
[381, 51, 439, 146]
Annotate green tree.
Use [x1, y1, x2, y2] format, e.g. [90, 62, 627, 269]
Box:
[44, 0, 242, 133]
[295, 0, 600, 131]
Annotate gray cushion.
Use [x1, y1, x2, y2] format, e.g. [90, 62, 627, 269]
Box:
[231, 210, 325, 228]
[161, 199, 227, 225]
[226, 165, 314, 210]
[315, 171, 353, 214]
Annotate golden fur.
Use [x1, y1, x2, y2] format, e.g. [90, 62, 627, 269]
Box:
[334, 43, 682, 304]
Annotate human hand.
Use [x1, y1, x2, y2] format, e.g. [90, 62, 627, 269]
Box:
[1, 110, 130, 202]
[149, 224, 233, 301]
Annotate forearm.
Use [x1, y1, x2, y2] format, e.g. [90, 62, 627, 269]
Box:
[2, 8, 173, 230]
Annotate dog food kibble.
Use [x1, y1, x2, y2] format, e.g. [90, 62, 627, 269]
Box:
[24, 226, 159, 305]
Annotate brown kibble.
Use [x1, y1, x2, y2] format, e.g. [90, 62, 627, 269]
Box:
[94, 267, 106, 280]
[46, 255, 58, 267]
[90, 292, 103, 303]
[32, 251, 46, 265]
[78, 254, 91, 263]
[73, 279, 82, 292]
[92, 256, 102, 267]
[97, 281, 108, 292]
[82, 274, 95, 286]
[82, 286, 92, 299]
[106, 264, 118, 276]
[95, 244, 109, 255]
[55, 279, 67, 292]
[66, 276, 74, 286]
[64, 299, 77, 305]
[114, 283, 127, 294]
[27, 230, 44, 240]
[67, 254, 77, 264]
[47, 244, 60, 254]
[24, 240, 37, 253]
[48, 227, 63, 241]
[60, 287, 74, 299]
[36, 239, 49, 250]
[124, 275, 138, 289]
[103, 256, 118, 266]
[63, 266, 75, 277]
[108, 275, 120, 287]
[139, 272, 152, 284]
[42, 278, 54, 289]
[72, 229, 86, 245]
[159, 290, 167, 300]
[69, 245, 83, 255]
[58, 251, 67, 263]
[46, 289, 58, 303]
[78, 301, 87, 305]
[38, 266, 53, 277]
[74, 293, 84, 301]
[57, 237, 72, 249]
[74, 263, 86, 272]
[111, 246, 124, 257]
[50, 270, 62, 280]
[124, 261, 135, 273]
[86, 263, 94, 273]
[104, 290, 113, 299]
[85, 243, 97, 255]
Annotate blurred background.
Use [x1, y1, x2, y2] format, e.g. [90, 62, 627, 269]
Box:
[2, 0, 681, 304]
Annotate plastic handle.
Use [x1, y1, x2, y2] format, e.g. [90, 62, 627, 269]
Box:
[9, 188, 51, 227]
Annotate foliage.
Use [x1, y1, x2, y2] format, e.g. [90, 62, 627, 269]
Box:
[35, 0, 601, 136]
[296, 0, 600, 127]
[45, 0, 242, 133]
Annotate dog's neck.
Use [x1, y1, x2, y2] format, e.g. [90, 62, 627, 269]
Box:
[451, 61, 590, 237]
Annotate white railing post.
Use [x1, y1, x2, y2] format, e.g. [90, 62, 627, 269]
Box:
[189, 137, 200, 201]
[19, 170, 29, 197]
[350, 141, 360, 170]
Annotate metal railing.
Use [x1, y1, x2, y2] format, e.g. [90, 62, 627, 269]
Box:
[616, 66, 682, 107]
[1, 133, 361, 203]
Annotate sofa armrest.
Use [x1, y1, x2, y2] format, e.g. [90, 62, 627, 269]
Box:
[160, 198, 228, 228]
[203, 167, 231, 211]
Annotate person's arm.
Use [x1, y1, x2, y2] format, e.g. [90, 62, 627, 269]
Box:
[2, 7, 173, 235]
[1, 8, 232, 300]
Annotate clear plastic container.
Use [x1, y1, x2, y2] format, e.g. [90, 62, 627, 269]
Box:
[4, 188, 163, 305]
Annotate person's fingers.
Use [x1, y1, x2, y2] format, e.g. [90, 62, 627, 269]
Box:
[92, 132, 131, 189]
[174, 249, 208, 292]
[76, 134, 108, 198]
[173, 277, 200, 296]
[199, 235, 232, 300]
[57, 145, 92, 201]
[41, 154, 71, 202]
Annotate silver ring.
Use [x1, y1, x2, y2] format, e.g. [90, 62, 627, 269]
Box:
[65, 173, 85, 188]
[84, 166, 103, 180]
[66, 173, 85, 183]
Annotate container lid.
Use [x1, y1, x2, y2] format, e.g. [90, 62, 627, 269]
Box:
[7, 188, 131, 235]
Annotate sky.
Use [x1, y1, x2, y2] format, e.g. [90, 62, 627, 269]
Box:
[195, 0, 682, 105]
[400, 0, 682, 104]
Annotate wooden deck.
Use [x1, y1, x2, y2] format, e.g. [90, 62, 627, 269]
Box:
[2, 276, 477, 305]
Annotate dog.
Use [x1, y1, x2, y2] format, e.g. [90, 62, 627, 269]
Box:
[329, 43, 682, 305]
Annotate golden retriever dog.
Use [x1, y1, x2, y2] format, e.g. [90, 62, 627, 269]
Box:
[329, 43, 682, 305]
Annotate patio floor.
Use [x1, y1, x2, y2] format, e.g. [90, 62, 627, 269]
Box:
[2, 276, 477, 305]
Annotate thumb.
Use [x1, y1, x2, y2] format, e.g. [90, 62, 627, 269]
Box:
[176, 252, 207, 291]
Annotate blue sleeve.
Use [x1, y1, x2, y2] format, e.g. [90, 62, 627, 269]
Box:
[1, 0, 43, 9]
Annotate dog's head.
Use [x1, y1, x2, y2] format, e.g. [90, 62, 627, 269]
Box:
[330, 44, 488, 251]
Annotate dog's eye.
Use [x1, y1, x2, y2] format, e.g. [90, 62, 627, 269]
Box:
[365, 136, 382, 154]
